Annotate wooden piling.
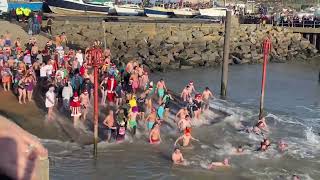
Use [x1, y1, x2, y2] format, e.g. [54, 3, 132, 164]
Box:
[220, 10, 231, 98]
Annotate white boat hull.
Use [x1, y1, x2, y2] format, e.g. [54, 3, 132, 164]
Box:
[115, 5, 142, 16]
[173, 9, 199, 18]
[49, 6, 109, 15]
[199, 8, 227, 17]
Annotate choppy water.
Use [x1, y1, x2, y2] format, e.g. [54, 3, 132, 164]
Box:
[43, 63, 320, 180]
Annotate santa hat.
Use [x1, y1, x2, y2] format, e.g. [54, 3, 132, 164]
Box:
[73, 92, 79, 101]
[189, 81, 194, 84]
[83, 89, 88, 94]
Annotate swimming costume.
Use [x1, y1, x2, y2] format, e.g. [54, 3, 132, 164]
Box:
[157, 106, 165, 119]
[147, 121, 154, 130]
[150, 138, 160, 144]
[129, 119, 137, 128]
[158, 89, 164, 98]
[132, 80, 139, 89]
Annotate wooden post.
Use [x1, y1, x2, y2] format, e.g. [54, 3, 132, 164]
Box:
[220, 10, 231, 98]
[103, 21, 107, 50]
[35, 158, 49, 180]
[313, 34, 317, 47]
[259, 38, 271, 119]
[306, 33, 310, 41]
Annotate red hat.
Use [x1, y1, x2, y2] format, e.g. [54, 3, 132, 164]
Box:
[83, 89, 88, 94]
[189, 81, 194, 84]
[73, 92, 79, 101]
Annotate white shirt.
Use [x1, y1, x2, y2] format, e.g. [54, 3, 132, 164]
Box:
[40, 66, 47, 77]
[76, 52, 84, 66]
[45, 64, 53, 76]
[45, 91, 55, 108]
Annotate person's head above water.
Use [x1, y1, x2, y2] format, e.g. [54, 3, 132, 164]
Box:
[174, 147, 181, 154]
[237, 145, 244, 153]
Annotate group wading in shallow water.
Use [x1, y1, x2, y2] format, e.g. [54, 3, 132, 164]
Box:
[0, 34, 299, 178]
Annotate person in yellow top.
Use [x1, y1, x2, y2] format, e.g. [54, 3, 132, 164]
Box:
[16, 8, 23, 21]
[23, 8, 31, 19]
[128, 95, 137, 111]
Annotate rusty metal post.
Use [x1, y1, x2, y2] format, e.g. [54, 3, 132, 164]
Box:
[220, 10, 231, 98]
[259, 38, 271, 119]
[93, 59, 99, 157]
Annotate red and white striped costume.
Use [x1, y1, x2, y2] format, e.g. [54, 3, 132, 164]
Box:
[70, 93, 81, 117]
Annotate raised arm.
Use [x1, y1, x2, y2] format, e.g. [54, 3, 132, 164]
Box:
[174, 136, 183, 146]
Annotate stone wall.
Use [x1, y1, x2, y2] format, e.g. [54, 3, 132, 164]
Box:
[52, 20, 318, 70]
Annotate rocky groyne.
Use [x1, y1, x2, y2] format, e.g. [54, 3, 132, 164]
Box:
[52, 21, 319, 70]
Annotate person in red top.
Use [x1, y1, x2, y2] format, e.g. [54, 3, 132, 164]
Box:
[106, 75, 117, 106]
[70, 92, 81, 127]
[79, 62, 87, 77]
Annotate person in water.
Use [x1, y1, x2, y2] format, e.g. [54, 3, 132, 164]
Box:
[176, 107, 189, 123]
[256, 117, 269, 132]
[172, 147, 185, 165]
[149, 123, 161, 144]
[128, 106, 138, 136]
[146, 108, 158, 131]
[103, 110, 116, 141]
[181, 85, 191, 102]
[157, 103, 165, 121]
[174, 128, 199, 147]
[156, 78, 167, 104]
[257, 139, 271, 152]
[278, 140, 288, 152]
[208, 158, 230, 169]
[202, 87, 214, 111]
[232, 145, 245, 155]
[178, 115, 192, 132]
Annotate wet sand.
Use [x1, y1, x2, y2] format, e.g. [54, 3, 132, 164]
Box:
[0, 89, 68, 140]
[0, 20, 49, 49]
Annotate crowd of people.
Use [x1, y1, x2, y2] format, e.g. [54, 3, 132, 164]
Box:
[0, 29, 298, 178]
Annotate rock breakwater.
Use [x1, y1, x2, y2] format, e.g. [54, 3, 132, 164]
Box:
[52, 21, 318, 71]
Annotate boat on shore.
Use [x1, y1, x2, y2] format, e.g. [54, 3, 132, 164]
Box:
[8, 1, 43, 11]
[114, 4, 143, 16]
[47, 0, 115, 15]
[144, 6, 174, 18]
[173, 7, 199, 18]
[199, 7, 227, 17]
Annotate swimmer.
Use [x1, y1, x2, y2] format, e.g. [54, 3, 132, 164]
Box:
[181, 86, 191, 102]
[292, 175, 301, 180]
[208, 158, 230, 169]
[187, 81, 197, 95]
[202, 87, 214, 111]
[156, 78, 167, 105]
[256, 117, 269, 132]
[172, 147, 185, 165]
[278, 140, 288, 152]
[103, 110, 116, 141]
[149, 123, 161, 144]
[175, 107, 189, 123]
[232, 145, 245, 155]
[174, 128, 199, 147]
[177, 115, 192, 132]
[146, 108, 158, 131]
[257, 142, 268, 151]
